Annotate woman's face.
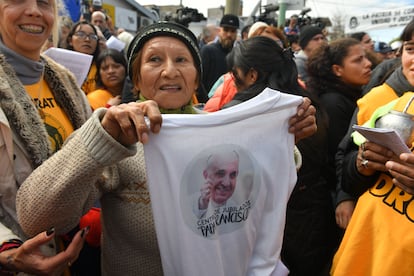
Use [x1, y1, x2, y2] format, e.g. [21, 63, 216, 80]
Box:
[361, 34, 374, 51]
[100, 56, 125, 91]
[134, 36, 198, 109]
[69, 24, 98, 55]
[333, 44, 372, 86]
[402, 36, 414, 87]
[0, 0, 55, 60]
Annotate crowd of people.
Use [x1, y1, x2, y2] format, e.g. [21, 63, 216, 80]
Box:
[0, 0, 413, 274]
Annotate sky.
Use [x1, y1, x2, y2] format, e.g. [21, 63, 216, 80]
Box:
[135, 0, 414, 42]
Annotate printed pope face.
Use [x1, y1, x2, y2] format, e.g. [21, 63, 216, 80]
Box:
[180, 144, 260, 238]
[203, 151, 239, 205]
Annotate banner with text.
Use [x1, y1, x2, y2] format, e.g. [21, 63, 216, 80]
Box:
[345, 6, 414, 34]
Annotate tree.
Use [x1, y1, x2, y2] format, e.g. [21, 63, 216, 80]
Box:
[329, 12, 346, 41]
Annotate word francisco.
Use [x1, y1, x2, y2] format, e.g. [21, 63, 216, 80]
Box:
[197, 200, 251, 237]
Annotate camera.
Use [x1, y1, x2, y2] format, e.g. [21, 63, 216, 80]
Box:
[165, 7, 206, 27]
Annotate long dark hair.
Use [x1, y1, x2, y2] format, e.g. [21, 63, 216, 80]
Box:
[227, 36, 302, 96]
[400, 19, 414, 42]
[95, 49, 127, 88]
[349, 31, 367, 42]
[306, 37, 362, 98]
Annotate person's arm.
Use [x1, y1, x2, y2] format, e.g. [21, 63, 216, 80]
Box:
[335, 114, 357, 226]
[333, 120, 360, 229]
[17, 101, 162, 236]
[0, 224, 86, 275]
[337, 109, 382, 196]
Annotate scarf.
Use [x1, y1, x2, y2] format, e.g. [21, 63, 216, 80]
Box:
[386, 66, 414, 97]
[0, 38, 44, 85]
[0, 53, 87, 169]
[139, 94, 196, 114]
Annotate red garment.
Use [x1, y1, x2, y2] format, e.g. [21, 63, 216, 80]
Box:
[204, 73, 238, 112]
[205, 73, 307, 112]
[79, 207, 102, 247]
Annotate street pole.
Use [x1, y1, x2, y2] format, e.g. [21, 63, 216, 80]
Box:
[278, 0, 288, 28]
[225, 0, 241, 15]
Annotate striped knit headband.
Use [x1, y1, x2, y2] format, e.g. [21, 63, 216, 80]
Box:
[127, 21, 202, 81]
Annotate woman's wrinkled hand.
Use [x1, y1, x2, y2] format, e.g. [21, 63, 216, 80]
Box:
[101, 100, 162, 146]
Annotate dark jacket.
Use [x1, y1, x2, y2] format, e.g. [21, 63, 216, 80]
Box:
[281, 100, 337, 276]
[316, 82, 361, 205]
[200, 40, 232, 100]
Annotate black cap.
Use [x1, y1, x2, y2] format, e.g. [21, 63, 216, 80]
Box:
[374, 41, 392, 54]
[220, 14, 240, 29]
[298, 25, 323, 49]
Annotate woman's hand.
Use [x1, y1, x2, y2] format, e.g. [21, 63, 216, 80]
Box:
[1, 227, 87, 276]
[386, 152, 414, 194]
[289, 97, 317, 143]
[101, 100, 162, 146]
[356, 141, 394, 176]
[335, 200, 355, 229]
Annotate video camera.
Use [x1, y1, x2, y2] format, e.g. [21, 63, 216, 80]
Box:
[256, 3, 279, 25]
[165, 7, 206, 27]
[292, 8, 329, 29]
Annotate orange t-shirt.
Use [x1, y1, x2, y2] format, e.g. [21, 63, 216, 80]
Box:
[87, 88, 113, 110]
[25, 79, 74, 152]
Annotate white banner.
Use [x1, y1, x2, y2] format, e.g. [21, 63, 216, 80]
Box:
[345, 6, 414, 34]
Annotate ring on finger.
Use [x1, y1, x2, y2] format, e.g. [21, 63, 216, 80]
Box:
[361, 143, 366, 159]
[361, 159, 369, 168]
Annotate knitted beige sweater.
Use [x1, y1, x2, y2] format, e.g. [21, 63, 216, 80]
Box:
[16, 109, 163, 275]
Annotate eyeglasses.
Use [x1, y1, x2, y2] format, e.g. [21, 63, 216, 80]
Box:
[73, 31, 99, 41]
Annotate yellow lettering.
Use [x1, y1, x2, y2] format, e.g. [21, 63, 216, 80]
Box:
[368, 174, 414, 222]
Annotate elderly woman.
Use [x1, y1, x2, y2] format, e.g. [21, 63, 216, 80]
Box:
[0, 0, 92, 273]
[16, 22, 316, 275]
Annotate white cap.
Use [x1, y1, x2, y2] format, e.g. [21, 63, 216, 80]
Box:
[248, 21, 269, 38]
[391, 40, 402, 51]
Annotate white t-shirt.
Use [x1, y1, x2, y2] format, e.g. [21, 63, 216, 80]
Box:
[144, 88, 302, 276]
